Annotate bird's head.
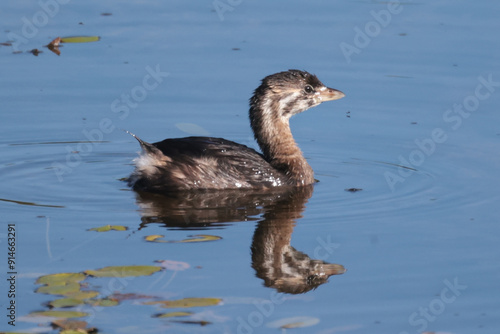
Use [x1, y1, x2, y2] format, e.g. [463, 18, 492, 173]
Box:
[250, 69, 345, 119]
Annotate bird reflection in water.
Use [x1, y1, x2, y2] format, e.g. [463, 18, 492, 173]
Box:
[133, 186, 345, 294]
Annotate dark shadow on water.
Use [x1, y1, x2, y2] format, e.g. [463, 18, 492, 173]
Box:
[133, 186, 346, 294]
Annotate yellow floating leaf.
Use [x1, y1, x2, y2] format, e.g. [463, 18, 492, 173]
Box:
[88, 225, 128, 232]
[85, 298, 119, 307]
[36, 273, 86, 285]
[147, 234, 221, 243]
[153, 311, 193, 318]
[28, 310, 88, 319]
[65, 291, 99, 300]
[60, 36, 100, 43]
[36, 282, 81, 296]
[85, 265, 162, 277]
[178, 234, 222, 243]
[145, 234, 165, 242]
[145, 297, 222, 308]
[48, 298, 84, 308]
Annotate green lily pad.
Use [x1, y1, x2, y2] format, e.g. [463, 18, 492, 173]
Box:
[60, 36, 100, 43]
[85, 298, 119, 307]
[65, 291, 99, 300]
[36, 282, 81, 296]
[88, 224, 128, 232]
[153, 311, 193, 318]
[28, 310, 88, 319]
[36, 273, 86, 286]
[85, 265, 162, 277]
[48, 298, 85, 308]
[178, 235, 222, 243]
[145, 297, 222, 308]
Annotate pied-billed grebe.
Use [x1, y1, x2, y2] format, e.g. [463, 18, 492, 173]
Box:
[128, 69, 344, 192]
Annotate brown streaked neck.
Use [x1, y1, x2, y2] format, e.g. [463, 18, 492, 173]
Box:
[249, 92, 314, 185]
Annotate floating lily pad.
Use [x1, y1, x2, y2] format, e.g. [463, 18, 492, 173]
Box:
[48, 298, 85, 308]
[65, 291, 99, 300]
[145, 297, 222, 308]
[85, 265, 162, 277]
[36, 282, 81, 296]
[146, 234, 221, 243]
[145, 234, 165, 242]
[153, 311, 193, 318]
[28, 310, 88, 319]
[36, 273, 86, 286]
[178, 235, 222, 243]
[60, 36, 100, 43]
[88, 224, 128, 232]
[85, 298, 119, 307]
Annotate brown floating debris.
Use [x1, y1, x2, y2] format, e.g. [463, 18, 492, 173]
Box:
[345, 188, 363, 193]
[47, 37, 61, 55]
[48, 37, 61, 47]
[29, 48, 42, 56]
[170, 320, 212, 326]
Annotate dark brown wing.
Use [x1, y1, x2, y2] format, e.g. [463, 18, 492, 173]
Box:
[130, 136, 289, 192]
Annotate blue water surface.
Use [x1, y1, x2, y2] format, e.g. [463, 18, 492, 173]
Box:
[1, 0, 499, 333]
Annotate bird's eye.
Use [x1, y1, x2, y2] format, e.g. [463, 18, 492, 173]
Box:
[304, 85, 314, 94]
